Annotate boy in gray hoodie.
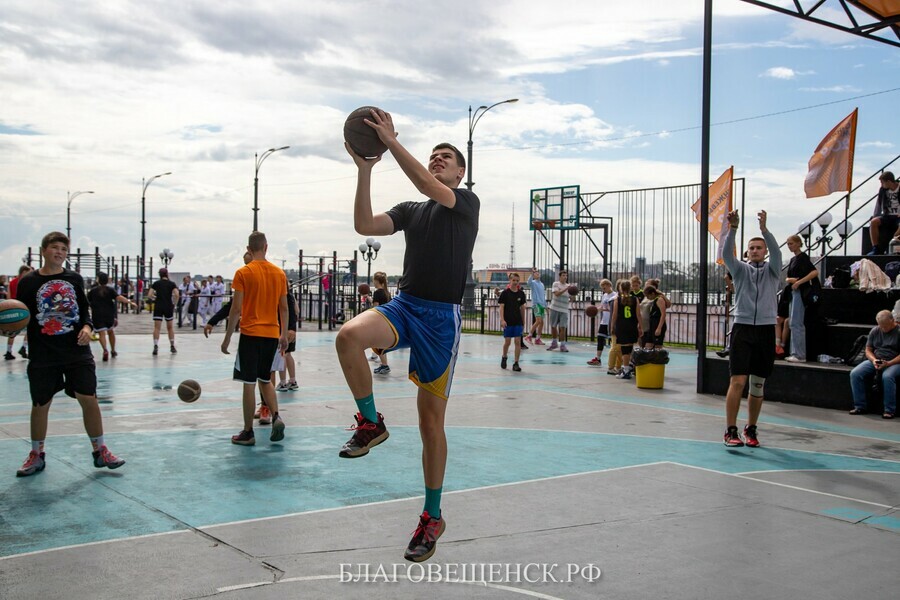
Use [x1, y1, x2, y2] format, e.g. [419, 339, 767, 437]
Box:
[721, 209, 782, 448]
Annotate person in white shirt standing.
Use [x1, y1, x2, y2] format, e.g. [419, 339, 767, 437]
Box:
[212, 275, 226, 315]
[587, 278, 617, 366]
[546, 270, 572, 352]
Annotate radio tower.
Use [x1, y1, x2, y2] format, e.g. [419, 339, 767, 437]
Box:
[509, 204, 516, 268]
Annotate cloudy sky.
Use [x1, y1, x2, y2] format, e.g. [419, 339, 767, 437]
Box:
[2, 0, 898, 279]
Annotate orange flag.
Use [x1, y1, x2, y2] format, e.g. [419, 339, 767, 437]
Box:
[692, 166, 734, 264]
[804, 108, 857, 198]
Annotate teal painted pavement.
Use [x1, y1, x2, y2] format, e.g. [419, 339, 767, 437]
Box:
[2, 426, 899, 558]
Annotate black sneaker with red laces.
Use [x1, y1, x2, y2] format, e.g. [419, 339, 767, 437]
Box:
[339, 412, 389, 458]
[743, 424, 760, 448]
[723, 426, 744, 447]
[404, 511, 446, 562]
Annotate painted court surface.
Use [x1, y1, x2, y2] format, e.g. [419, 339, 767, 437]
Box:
[1, 323, 898, 599]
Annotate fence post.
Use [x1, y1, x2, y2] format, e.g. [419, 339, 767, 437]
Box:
[480, 287, 486, 334]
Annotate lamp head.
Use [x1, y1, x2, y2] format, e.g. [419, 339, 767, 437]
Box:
[372, 241, 381, 252]
[816, 212, 833, 228]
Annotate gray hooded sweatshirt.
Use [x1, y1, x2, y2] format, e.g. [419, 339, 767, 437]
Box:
[722, 226, 782, 326]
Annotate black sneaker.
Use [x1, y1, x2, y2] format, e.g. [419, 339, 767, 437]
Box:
[743, 424, 760, 448]
[170, 345, 177, 354]
[723, 426, 744, 447]
[512, 362, 521, 372]
[231, 429, 256, 446]
[404, 511, 446, 562]
[270, 415, 285, 442]
[339, 412, 389, 458]
[520, 341, 529, 350]
[715, 349, 730, 358]
[17, 346, 27, 359]
[500, 356, 508, 369]
[4, 351, 14, 361]
[152, 346, 158, 356]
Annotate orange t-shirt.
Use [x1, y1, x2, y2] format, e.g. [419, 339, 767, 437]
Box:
[231, 260, 286, 338]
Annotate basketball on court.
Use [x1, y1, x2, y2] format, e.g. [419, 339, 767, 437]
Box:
[177, 379, 202, 403]
[568, 284, 579, 295]
[344, 106, 388, 159]
[585, 305, 598, 318]
[0, 299, 29, 337]
[358, 283, 371, 295]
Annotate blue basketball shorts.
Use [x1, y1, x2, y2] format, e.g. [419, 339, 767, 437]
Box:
[372, 292, 461, 400]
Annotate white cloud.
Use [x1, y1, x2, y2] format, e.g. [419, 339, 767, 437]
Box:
[799, 85, 862, 92]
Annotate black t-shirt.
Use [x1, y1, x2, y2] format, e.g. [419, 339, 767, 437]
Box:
[15, 269, 93, 366]
[151, 279, 178, 312]
[498, 287, 527, 326]
[87, 284, 118, 324]
[373, 288, 390, 306]
[787, 252, 820, 290]
[386, 189, 480, 304]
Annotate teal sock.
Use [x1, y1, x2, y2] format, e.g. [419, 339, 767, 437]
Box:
[424, 486, 442, 519]
[354, 393, 378, 423]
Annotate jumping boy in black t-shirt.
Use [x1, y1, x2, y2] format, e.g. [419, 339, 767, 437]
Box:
[14, 231, 125, 477]
[335, 108, 479, 563]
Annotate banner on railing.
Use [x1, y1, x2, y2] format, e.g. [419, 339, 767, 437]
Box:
[804, 108, 857, 199]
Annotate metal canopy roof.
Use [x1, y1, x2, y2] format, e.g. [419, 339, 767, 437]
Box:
[741, 0, 900, 48]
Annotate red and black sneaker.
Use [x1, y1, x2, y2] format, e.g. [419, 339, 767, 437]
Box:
[743, 424, 760, 448]
[339, 412, 389, 458]
[231, 429, 256, 446]
[404, 511, 446, 562]
[723, 426, 744, 447]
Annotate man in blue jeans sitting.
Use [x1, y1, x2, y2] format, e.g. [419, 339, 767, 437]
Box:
[850, 310, 899, 419]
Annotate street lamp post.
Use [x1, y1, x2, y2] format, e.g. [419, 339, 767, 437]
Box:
[253, 146, 290, 231]
[66, 190, 94, 268]
[141, 172, 172, 295]
[159, 248, 174, 268]
[798, 212, 852, 255]
[466, 98, 518, 191]
[358, 238, 382, 284]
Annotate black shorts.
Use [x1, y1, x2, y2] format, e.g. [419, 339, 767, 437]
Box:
[93, 315, 116, 331]
[153, 306, 175, 321]
[27, 359, 97, 407]
[233, 335, 279, 384]
[729, 323, 776, 378]
[286, 340, 296, 353]
[641, 323, 667, 346]
[777, 292, 790, 319]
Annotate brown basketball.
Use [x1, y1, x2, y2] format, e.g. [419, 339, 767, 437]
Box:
[358, 283, 371, 295]
[585, 305, 598, 318]
[0, 299, 29, 337]
[177, 379, 201, 403]
[344, 106, 388, 159]
[533, 220, 543, 231]
[568, 284, 579, 295]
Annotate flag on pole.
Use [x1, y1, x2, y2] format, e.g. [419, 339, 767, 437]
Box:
[804, 108, 858, 198]
[692, 166, 733, 264]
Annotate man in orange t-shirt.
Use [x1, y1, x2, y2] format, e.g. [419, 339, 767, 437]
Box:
[222, 231, 289, 446]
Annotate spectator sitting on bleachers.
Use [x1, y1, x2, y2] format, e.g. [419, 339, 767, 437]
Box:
[868, 171, 900, 255]
[849, 309, 899, 419]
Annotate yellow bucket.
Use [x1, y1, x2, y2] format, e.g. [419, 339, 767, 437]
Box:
[635, 363, 665, 389]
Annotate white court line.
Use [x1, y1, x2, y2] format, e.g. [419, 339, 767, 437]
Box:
[202, 462, 669, 530]
[0, 529, 184, 562]
[667, 462, 895, 509]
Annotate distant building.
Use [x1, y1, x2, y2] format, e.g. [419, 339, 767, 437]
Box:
[474, 264, 533, 285]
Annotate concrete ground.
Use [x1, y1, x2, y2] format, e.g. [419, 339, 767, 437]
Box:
[0, 312, 898, 600]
